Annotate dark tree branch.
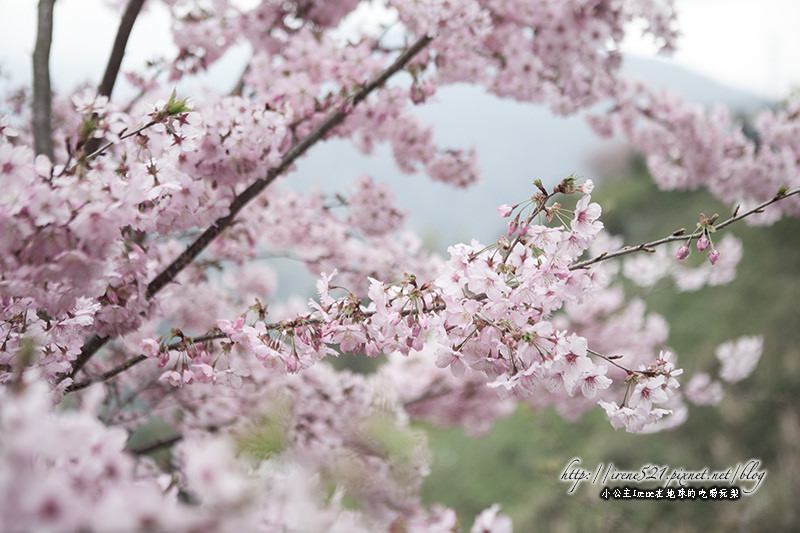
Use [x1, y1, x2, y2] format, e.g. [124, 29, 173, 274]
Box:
[128, 434, 183, 455]
[65, 34, 434, 380]
[33, 0, 55, 159]
[83, 0, 147, 156]
[99, 0, 146, 98]
[66, 354, 147, 393]
[144, 34, 433, 300]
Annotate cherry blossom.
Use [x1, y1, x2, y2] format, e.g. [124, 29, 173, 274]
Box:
[684, 373, 724, 406]
[1, 0, 796, 529]
[716, 336, 764, 383]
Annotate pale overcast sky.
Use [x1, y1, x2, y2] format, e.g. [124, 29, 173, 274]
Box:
[622, 0, 800, 100]
[1, 0, 799, 100]
[1, 0, 794, 254]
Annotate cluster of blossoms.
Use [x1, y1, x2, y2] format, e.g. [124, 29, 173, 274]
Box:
[1, 0, 795, 530]
[144, 177, 703, 436]
[588, 80, 800, 221]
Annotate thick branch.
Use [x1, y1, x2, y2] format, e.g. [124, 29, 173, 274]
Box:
[66, 34, 434, 379]
[99, 0, 146, 98]
[569, 187, 800, 270]
[33, 0, 55, 159]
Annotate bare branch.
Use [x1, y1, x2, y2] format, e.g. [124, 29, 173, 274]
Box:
[99, 0, 146, 98]
[78, 117, 158, 164]
[32, 0, 55, 159]
[569, 187, 800, 270]
[66, 354, 147, 393]
[128, 434, 182, 455]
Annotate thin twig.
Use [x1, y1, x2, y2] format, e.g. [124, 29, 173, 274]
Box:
[63, 185, 800, 383]
[569, 187, 800, 270]
[587, 348, 632, 374]
[81, 119, 157, 162]
[66, 331, 228, 392]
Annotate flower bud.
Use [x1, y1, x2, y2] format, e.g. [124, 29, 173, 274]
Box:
[496, 204, 514, 218]
[507, 214, 519, 236]
[696, 234, 710, 251]
[707, 247, 720, 265]
[676, 243, 690, 261]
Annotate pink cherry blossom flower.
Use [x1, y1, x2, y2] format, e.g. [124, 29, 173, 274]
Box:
[685, 373, 724, 405]
[579, 363, 612, 399]
[3, 1, 797, 528]
[716, 336, 763, 383]
[159, 370, 183, 387]
[570, 195, 603, 238]
[332, 323, 367, 354]
[598, 401, 651, 433]
[435, 347, 467, 377]
[470, 504, 512, 533]
[628, 375, 669, 410]
[0, 115, 18, 137]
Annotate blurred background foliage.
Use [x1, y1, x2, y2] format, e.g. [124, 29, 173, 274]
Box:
[419, 164, 800, 532]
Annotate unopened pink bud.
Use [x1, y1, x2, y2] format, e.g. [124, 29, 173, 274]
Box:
[697, 234, 709, 252]
[410, 84, 425, 104]
[707, 247, 720, 265]
[507, 220, 517, 236]
[676, 243, 690, 261]
[497, 204, 514, 218]
[507, 215, 519, 236]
